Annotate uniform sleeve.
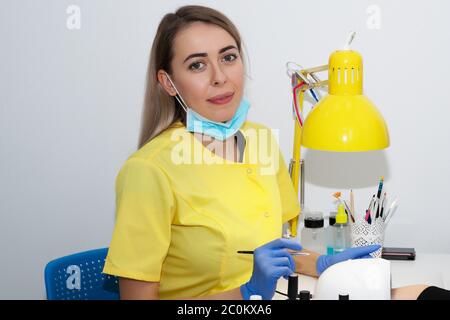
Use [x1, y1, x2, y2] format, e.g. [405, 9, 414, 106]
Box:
[276, 146, 301, 224]
[103, 157, 175, 282]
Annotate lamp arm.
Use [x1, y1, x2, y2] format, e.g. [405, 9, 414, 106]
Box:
[288, 90, 304, 237]
[287, 63, 329, 237]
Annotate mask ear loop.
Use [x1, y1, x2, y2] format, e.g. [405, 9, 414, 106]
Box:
[164, 72, 188, 113]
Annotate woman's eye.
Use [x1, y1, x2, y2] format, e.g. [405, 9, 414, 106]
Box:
[223, 54, 238, 63]
[189, 61, 205, 71]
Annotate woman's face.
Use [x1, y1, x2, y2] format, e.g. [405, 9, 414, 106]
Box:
[158, 22, 244, 123]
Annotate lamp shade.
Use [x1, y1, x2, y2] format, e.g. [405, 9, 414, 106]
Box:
[301, 50, 390, 152]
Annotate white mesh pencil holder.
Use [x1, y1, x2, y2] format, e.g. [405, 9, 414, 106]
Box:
[351, 219, 385, 258]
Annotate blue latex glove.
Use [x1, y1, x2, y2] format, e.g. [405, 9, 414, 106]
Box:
[316, 245, 381, 276]
[240, 238, 302, 300]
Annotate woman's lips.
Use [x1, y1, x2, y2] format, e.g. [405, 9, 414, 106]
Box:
[207, 92, 234, 105]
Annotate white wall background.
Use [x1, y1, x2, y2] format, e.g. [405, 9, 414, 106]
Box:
[1, 0, 449, 299]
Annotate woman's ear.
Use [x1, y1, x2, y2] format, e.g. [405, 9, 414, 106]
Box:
[157, 70, 177, 97]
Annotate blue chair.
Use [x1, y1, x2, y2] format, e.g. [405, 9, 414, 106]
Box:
[44, 248, 120, 300]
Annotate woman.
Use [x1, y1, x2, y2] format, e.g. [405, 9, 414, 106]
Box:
[103, 5, 445, 300]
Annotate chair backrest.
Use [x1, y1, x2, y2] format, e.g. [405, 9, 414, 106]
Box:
[44, 248, 119, 300]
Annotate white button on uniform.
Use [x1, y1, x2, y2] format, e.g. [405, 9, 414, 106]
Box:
[264, 212, 270, 217]
[247, 168, 252, 174]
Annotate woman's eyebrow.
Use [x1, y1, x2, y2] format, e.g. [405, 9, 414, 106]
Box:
[183, 45, 238, 63]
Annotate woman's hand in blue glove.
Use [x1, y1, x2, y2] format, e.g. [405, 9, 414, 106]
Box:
[240, 238, 302, 300]
[316, 245, 381, 276]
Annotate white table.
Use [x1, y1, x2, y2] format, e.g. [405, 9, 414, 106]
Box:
[273, 253, 450, 300]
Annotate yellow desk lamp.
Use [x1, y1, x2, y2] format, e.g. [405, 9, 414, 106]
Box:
[287, 37, 390, 237]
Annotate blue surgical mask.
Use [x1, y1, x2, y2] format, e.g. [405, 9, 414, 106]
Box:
[164, 72, 250, 141]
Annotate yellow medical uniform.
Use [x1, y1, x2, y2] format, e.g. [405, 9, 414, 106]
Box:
[103, 120, 300, 299]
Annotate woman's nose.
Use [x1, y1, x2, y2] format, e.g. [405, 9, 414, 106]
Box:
[210, 63, 227, 86]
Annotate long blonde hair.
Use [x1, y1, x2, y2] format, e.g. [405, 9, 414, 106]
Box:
[138, 5, 245, 149]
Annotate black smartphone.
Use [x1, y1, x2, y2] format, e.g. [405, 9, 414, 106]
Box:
[382, 247, 416, 260]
